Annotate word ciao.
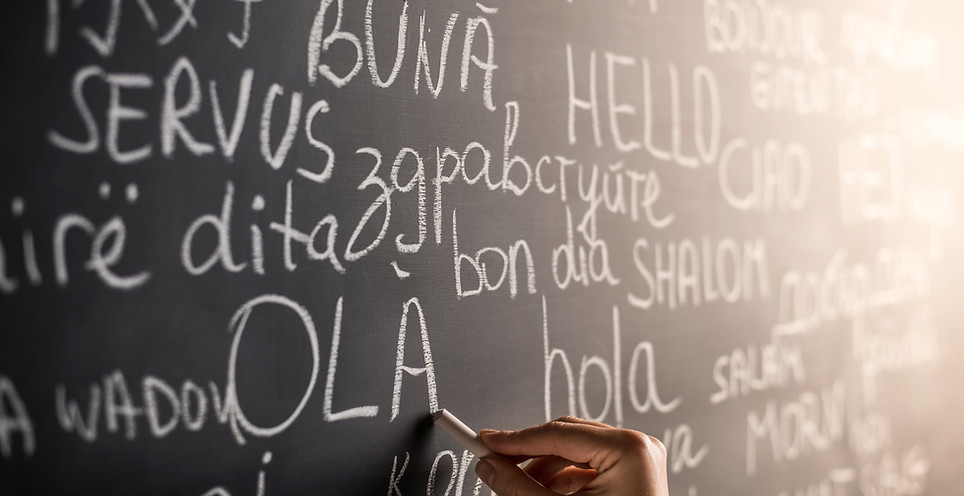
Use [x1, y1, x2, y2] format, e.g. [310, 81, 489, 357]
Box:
[52, 293, 442, 446]
[718, 139, 811, 213]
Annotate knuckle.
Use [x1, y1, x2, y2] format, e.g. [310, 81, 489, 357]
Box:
[614, 429, 665, 460]
[616, 428, 649, 448]
[547, 418, 577, 434]
[647, 435, 668, 459]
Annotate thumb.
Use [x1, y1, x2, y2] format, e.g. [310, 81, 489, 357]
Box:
[475, 457, 558, 496]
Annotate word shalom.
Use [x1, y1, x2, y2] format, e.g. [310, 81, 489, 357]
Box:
[628, 237, 771, 311]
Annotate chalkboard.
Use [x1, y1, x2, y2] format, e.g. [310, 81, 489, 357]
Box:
[2, 0, 964, 494]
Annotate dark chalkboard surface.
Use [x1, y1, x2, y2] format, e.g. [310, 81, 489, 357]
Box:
[2, 0, 964, 494]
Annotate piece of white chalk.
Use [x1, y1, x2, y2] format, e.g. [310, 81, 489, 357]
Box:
[431, 409, 494, 459]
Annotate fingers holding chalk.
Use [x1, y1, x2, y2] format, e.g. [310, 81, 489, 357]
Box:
[431, 409, 494, 459]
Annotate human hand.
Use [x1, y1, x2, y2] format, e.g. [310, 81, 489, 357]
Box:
[474, 416, 669, 496]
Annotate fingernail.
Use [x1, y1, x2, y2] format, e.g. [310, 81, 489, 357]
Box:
[479, 429, 498, 437]
[475, 459, 495, 486]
